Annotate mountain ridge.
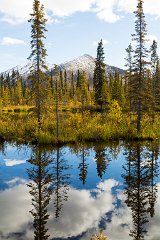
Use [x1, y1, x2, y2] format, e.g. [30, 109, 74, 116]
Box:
[0, 54, 125, 78]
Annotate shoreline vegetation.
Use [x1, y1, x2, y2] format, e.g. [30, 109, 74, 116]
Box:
[0, 103, 160, 146]
[1, 0, 160, 147]
[1, 1, 160, 240]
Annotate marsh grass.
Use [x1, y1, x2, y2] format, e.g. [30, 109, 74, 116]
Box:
[0, 110, 160, 145]
[91, 230, 108, 240]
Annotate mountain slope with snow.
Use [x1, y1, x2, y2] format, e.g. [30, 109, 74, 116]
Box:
[0, 54, 125, 79]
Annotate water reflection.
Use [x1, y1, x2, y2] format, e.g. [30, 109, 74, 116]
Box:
[0, 141, 160, 239]
[27, 145, 53, 240]
[78, 145, 89, 185]
[52, 147, 70, 218]
[123, 142, 159, 240]
[94, 144, 111, 179]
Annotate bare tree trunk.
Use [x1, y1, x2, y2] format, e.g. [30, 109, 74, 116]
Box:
[55, 74, 59, 143]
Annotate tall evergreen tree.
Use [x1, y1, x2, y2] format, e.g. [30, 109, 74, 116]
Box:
[150, 40, 160, 114]
[76, 69, 81, 89]
[28, 0, 48, 133]
[70, 71, 75, 100]
[59, 70, 64, 101]
[125, 44, 134, 111]
[54, 65, 60, 143]
[111, 72, 125, 105]
[64, 70, 68, 105]
[154, 61, 160, 110]
[131, 0, 150, 131]
[150, 40, 159, 74]
[93, 39, 106, 109]
[0, 74, 4, 98]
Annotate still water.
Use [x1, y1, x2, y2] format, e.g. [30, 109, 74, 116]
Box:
[0, 141, 160, 240]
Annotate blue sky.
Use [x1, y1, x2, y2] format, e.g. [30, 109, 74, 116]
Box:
[0, 0, 160, 72]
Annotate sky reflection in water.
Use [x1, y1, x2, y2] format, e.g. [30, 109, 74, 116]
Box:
[0, 141, 160, 240]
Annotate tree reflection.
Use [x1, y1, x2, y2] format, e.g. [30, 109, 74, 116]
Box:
[0, 142, 6, 155]
[123, 142, 159, 240]
[78, 144, 89, 185]
[52, 147, 70, 218]
[94, 144, 110, 179]
[147, 144, 159, 218]
[0, 142, 5, 188]
[27, 145, 53, 240]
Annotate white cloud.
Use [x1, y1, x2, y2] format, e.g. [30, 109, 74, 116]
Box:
[44, 0, 94, 17]
[0, 0, 33, 24]
[118, 0, 160, 17]
[93, 0, 121, 23]
[0, 37, 26, 46]
[117, 0, 136, 13]
[1, 0, 160, 25]
[0, 0, 95, 25]
[93, 39, 110, 46]
[146, 35, 158, 45]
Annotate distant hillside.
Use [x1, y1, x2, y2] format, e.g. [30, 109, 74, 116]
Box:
[0, 54, 125, 82]
[51, 54, 125, 77]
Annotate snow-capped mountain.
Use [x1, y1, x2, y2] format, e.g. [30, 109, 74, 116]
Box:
[58, 54, 96, 75]
[52, 54, 125, 77]
[0, 54, 125, 79]
[1, 62, 32, 79]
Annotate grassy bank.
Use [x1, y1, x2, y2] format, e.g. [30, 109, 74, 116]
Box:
[90, 231, 108, 240]
[0, 108, 160, 145]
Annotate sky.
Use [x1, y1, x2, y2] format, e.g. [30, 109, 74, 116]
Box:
[0, 0, 160, 72]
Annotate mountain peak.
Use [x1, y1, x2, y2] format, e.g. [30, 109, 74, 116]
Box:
[0, 54, 125, 79]
[58, 54, 96, 75]
[79, 54, 95, 60]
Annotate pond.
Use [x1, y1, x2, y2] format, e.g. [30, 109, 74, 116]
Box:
[0, 141, 160, 240]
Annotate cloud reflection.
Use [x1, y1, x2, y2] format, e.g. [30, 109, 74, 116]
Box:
[48, 179, 118, 238]
[4, 159, 26, 167]
[0, 179, 160, 240]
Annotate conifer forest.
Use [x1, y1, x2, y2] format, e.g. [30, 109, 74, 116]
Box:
[1, 1, 160, 240]
[0, 0, 160, 144]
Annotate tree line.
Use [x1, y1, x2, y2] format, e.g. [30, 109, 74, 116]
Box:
[1, 0, 160, 136]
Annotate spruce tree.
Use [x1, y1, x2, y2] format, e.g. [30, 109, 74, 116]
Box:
[150, 40, 159, 73]
[0, 74, 4, 98]
[70, 71, 75, 100]
[131, 0, 150, 131]
[93, 39, 106, 109]
[28, 0, 48, 133]
[150, 40, 159, 114]
[111, 72, 125, 106]
[59, 70, 63, 101]
[54, 65, 59, 143]
[125, 44, 134, 111]
[80, 71, 88, 118]
[153, 61, 160, 111]
[76, 69, 81, 88]
[64, 70, 68, 105]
